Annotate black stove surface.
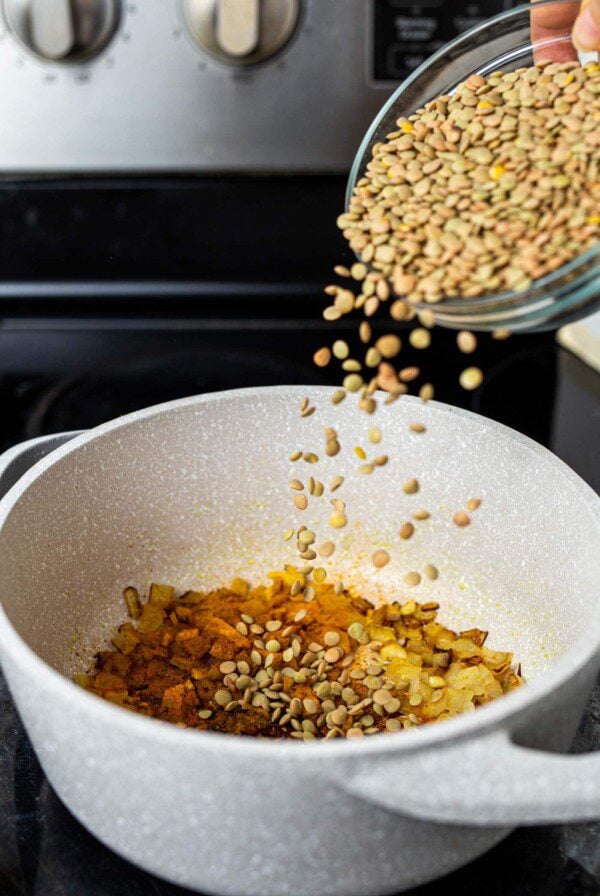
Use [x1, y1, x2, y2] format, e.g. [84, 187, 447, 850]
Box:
[0, 314, 598, 896]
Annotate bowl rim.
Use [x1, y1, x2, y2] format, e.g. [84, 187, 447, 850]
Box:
[0, 384, 598, 759]
[345, 0, 599, 320]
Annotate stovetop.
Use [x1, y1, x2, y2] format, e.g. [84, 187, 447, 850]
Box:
[0, 315, 598, 896]
[0, 171, 595, 896]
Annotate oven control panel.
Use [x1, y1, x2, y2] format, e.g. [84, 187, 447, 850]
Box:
[0, 0, 396, 173]
[0, 0, 521, 174]
[373, 0, 519, 82]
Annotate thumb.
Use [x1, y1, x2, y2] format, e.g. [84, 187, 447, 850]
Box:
[573, 0, 600, 51]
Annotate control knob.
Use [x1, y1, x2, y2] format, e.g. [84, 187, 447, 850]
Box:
[4, 0, 119, 62]
[183, 0, 299, 66]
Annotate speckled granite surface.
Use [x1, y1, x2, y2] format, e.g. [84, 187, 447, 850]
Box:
[0, 671, 597, 896]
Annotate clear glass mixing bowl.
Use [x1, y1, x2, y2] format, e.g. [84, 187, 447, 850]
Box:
[346, 0, 599, 332]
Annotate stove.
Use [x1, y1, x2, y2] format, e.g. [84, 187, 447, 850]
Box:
[0, 0, 598, 882]
[0, 173, 598, 894]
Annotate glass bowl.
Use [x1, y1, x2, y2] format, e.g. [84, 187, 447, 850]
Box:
[346, 0, 600, 332]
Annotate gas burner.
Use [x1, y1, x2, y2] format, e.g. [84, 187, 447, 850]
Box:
[26, 345, 322, 438]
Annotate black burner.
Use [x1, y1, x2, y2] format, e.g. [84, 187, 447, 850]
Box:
[474, 344, 558, 447]
[26, 344, 321, 437]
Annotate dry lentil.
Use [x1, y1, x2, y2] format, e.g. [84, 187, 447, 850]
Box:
[365, 346, 382, 368]
[399, 366, 420, 383]
[341, 63, 600, 303]
[424, 563, 439, 581]
[343, 373, 363, 393]
[329, 476, 344, 493]
[313, 347, 331, 367]
[82, 578, 524, 738]
[342, 358, 361, 372]
[409, 328, 431, 350]
[400, 522, 415, 540]
[372, 549, 390, 568]
[375, 334, 402, 358]
[460, 367, 484, 391]
[419, 383, 434, 402]
[456, 331, 477, 354]
[359, 321, 372, 343]
[333, 340, 350, 360]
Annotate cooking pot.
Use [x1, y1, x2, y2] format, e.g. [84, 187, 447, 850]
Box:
[0, 387, 598, 896]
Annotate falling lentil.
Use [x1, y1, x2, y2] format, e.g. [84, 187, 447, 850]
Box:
[457, 331, 477, 355]
[409, 329, 431, 350]
[343, 373, 363, 393]
[453, 510, 471, 528]
[460, 367, 484, 391]
[403, 478, 419, 495]
[372, 549, 390, 568]
[424, 563, 439, 581]
[419, 384, 434, 402]
[333, 340, 350, 360]
[400, 522, 415, 540]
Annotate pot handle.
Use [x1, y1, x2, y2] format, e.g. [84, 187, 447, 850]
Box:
[344, 728, 600, 826]
[0, 432, 82, 500]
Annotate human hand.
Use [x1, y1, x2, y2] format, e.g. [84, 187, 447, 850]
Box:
[573, 0, 600, 51]
[531, 0, 600, 59]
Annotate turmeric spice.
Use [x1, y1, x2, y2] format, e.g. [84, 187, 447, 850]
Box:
[76, 568, 523, 739]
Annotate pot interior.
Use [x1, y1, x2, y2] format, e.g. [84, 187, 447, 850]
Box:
[0, 388, 598, 683]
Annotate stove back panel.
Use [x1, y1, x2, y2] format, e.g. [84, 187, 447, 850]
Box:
[0, 0, 390, 173]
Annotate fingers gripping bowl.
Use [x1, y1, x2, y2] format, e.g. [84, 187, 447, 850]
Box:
[0, 387, 598, 896]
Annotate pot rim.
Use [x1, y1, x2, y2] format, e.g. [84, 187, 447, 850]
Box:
[0, 385, 598, 759]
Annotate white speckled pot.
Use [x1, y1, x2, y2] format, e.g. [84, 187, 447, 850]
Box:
[0, 387, 598, 896]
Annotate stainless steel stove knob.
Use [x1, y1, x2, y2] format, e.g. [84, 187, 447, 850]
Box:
[183, 0, 299, 66]
[4, 0, 119, 62]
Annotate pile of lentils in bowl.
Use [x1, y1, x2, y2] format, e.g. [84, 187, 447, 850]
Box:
[339, 61, 600, 304]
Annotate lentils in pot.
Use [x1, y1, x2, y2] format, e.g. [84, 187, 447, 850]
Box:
[76, 575, 523, 739]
